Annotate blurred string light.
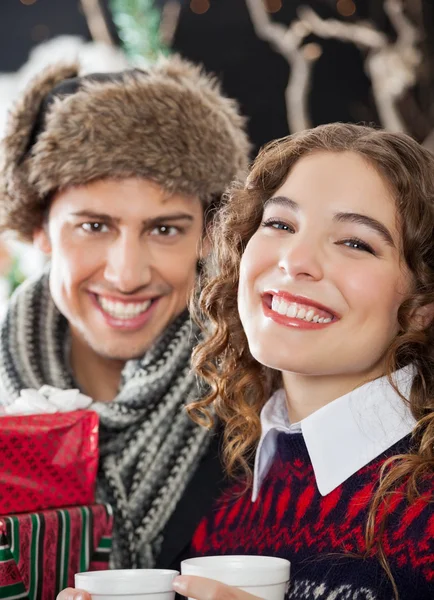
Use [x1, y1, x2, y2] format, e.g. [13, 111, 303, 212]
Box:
[20, 0, 38, 5]
[302, 42, 323, 61]
[336, 0, 356, 17]
[190, 0, 210, 15]
[265, 0, 282, 13]
[31, 24, 50, 41]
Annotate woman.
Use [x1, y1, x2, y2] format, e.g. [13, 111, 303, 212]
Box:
[174, 123, 434, 600]
[64, 124, 433, 600]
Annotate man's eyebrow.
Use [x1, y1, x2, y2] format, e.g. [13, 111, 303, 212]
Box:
[263, 196, 300, 212]
[71, 211, 195, 225]
[71, 210, 117, 221]
[143, 213, 195, 227]
[334, 212, 395, 247]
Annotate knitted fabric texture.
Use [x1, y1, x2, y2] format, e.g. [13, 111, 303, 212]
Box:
[192, 433, 434, 600]
[0, 270, 211, 569]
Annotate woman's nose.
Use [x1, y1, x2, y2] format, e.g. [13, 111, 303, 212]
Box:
[278, 237, 324, 282]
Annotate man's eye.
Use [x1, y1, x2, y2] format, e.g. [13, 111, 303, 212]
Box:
[81, 222, 109, 233]
[151, 225, 179, 236]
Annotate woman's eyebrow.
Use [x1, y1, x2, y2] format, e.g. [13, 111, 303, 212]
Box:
[334, 212, 395, 247]
[263, 196, 300, 212]
[262, 199, 395, 248]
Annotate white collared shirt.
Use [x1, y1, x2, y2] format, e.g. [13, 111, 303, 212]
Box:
[252, 366, 416, 501]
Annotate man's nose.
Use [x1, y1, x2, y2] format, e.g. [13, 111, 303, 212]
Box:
[104, 235, 152, 293]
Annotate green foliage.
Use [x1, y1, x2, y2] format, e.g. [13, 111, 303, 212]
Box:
[110, 0, 170, 65]
[7, 256, 25, 295]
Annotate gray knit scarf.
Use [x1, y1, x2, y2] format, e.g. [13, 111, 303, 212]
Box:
[0, 270, 211, 569]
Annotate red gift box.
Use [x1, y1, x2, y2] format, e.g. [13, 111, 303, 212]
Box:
[0, 503, 113, 600]
[0, 411, 99, 514]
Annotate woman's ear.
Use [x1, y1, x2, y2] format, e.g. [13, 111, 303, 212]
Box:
[411, 303, 434, 330]
[33, 227, 52, 255]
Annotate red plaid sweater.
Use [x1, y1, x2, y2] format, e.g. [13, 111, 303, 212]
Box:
[192, 433, 434, 600]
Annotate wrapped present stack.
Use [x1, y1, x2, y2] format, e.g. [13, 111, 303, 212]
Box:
[0, 388, 114, 600]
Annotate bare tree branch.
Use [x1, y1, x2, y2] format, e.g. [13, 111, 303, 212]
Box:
[245, 0, 314, 132]
[298, 6, 386, 48]
[298, 1, 422, 134]
[422, 128, 434, 151]
[80, 0, 115, 47]
[160, 1, 181, 48]
[385, 0, 419, 52]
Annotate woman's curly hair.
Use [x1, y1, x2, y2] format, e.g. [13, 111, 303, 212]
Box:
[189, 123, 434, 598]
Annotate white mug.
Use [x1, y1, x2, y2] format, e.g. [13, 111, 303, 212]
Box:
[181, 555, 290, 600]
[74, 569, 179, 600]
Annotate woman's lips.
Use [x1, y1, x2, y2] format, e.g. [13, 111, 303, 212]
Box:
[262, 292, 338, 330]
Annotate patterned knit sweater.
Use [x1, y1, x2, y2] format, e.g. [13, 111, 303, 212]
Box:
[191, 433, 434, 600]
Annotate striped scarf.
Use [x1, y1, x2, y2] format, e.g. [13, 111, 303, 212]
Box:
[0, 270, 211, 569]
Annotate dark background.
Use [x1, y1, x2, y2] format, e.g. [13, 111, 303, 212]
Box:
[1, 0, 432, 154]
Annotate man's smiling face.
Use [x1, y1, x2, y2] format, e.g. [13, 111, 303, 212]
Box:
[35, 177, 204, 361]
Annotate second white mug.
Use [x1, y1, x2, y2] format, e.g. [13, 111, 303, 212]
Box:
[181, 555, 291, 600]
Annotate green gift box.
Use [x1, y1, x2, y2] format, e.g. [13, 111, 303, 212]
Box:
[0, 504, 113, 600]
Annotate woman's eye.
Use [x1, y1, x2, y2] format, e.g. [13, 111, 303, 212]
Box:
[150, 225, 179, 236]
[261, 218, 295, 233]
[340, 238, 376, 255]
[81, 222, 109, 233]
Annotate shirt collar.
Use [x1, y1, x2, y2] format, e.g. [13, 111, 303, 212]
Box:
[252, 366, 416, 500]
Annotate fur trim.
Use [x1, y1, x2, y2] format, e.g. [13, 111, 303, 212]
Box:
[0, 64, 80, 240]
[0, 57, 250, 242]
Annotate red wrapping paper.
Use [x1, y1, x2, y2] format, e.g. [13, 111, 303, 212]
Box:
[0, 411, 99, 514]
[0, 503, 113, 600]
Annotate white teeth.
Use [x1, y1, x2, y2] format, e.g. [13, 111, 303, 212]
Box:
[277, 301, 287, 315]
[286, 304, 297, 318]
[296, 308, 306, 320]
[98, 296, 152, 319]
[305, 309, 315, 322]
[270, 296, 333, 325]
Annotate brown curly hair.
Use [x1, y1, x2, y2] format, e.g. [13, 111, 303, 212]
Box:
[189, 123, 434, 598]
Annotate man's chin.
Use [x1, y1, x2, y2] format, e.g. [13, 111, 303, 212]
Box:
[90, 342, 151, 363]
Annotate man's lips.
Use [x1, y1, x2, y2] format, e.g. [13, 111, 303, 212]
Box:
[89, 292, 160, 329]
[89, 291, 157, 304]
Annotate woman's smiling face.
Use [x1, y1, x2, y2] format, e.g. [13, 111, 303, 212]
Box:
[238, 150, 412, 380]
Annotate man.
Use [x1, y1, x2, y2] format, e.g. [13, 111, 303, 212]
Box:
[0, 57, 249, 569]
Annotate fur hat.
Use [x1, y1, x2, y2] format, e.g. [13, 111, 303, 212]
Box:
[0, 56, 250, 241]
